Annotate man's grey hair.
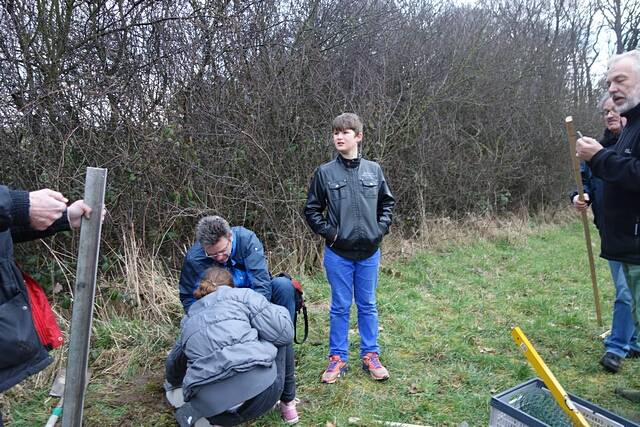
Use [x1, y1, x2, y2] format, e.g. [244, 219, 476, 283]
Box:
[608, 49, 640, 78]
[195, 215, 231, 246]
[598, 92, 612, 110]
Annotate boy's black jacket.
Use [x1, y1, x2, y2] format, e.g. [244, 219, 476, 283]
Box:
[305, 155, 395, 261]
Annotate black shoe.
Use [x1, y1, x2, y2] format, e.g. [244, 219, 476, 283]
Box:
[615, 388, 640, 403]
[627, 348, 640, 359]
[600, 352, 623, 373]
[175, 402, 199, 427]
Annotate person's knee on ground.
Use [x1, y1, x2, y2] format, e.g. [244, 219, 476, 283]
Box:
[270, 276, 296, 320]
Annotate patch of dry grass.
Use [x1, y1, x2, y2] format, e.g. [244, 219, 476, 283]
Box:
[383, 207, 576, 260]
[2, 227, 181, 424]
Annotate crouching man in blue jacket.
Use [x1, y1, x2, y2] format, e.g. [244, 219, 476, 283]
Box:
[178, 215, 295, 320]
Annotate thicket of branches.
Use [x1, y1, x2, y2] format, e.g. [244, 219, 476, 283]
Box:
[1, 0, 637, 269]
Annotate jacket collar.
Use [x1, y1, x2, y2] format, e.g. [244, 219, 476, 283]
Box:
[186, 287, 232, 317]
[229, 229, 237, 265]
[336, 154, 360, 169]
[621, 101, 640, 122]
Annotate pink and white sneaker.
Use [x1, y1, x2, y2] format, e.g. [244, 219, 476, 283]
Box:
[280, 399, 299, 424]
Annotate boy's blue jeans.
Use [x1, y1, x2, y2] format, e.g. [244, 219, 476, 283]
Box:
[605, 260, 640, 357]
[324, 247, 381, 361]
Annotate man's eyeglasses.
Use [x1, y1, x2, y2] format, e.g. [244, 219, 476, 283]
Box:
[205, 238, 231, 258]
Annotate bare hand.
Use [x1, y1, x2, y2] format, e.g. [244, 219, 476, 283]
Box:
[576, 136, 603, 161]
[66, 200, 92, 229]
[572, 193, 590, 211]
[67, 201, 107, 229]
[29, 189, 68, 230]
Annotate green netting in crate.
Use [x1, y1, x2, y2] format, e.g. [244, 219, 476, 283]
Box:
[511, 388, 572, 427]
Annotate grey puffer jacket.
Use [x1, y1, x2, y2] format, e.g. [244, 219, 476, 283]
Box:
[165, 286, 293, 401]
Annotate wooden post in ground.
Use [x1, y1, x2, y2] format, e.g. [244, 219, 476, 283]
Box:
[564, 117, 602, 327]
[62, 167, 107, 427]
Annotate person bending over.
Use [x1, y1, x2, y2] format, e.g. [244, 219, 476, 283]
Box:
[166, 267, 299, 426]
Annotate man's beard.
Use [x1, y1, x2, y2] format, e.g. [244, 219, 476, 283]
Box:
[616, 86, 640, 113]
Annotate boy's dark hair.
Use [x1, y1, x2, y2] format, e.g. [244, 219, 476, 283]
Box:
[332, 113, 363, 134]
[195, 215, 231, 247]
[193, 266, 234, 299]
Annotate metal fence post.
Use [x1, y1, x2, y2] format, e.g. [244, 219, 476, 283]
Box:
[62, 167, 107, 427]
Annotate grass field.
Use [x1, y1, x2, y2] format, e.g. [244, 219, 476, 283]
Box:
[4, 219, 640, 426]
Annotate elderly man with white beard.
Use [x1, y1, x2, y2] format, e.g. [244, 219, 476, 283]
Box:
[576, 49, 640, 400]
[572, 95, 637, 374]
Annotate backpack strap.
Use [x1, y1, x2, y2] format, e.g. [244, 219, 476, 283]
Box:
[294, 305, 308, 344]
[276, 272, 308, 344]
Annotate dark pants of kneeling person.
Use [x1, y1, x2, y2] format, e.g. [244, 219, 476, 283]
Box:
[270, 275, 296, 322]
[201, 344, 293, 426]
[176, 344, 295, 426]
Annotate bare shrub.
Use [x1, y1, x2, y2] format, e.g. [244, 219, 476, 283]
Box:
[0, 0, 609, 271]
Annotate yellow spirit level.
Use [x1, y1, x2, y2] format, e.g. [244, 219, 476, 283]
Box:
[511, 326, 590, 426]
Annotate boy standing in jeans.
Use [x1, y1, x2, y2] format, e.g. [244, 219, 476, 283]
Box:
[304, 113, 395, 383]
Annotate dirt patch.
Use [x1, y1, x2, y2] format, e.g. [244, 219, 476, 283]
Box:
[111, 371, 167, 406]
[85, 370, 175, 426]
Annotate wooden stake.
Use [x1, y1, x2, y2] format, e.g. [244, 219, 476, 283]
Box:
[565, 117, 602, 327]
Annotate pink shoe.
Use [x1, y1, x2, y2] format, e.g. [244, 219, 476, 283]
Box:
[321, 355, 347, 383]
[362, 352, 390, 380]
[280, 400, 299, 424]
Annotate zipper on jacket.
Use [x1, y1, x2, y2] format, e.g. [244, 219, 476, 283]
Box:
[635, 217, 640, 254]
[329, 226, 339, 247]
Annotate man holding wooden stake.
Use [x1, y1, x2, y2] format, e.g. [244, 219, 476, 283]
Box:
[572, 94, 639, 373]
[576, 50, 640, 379]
